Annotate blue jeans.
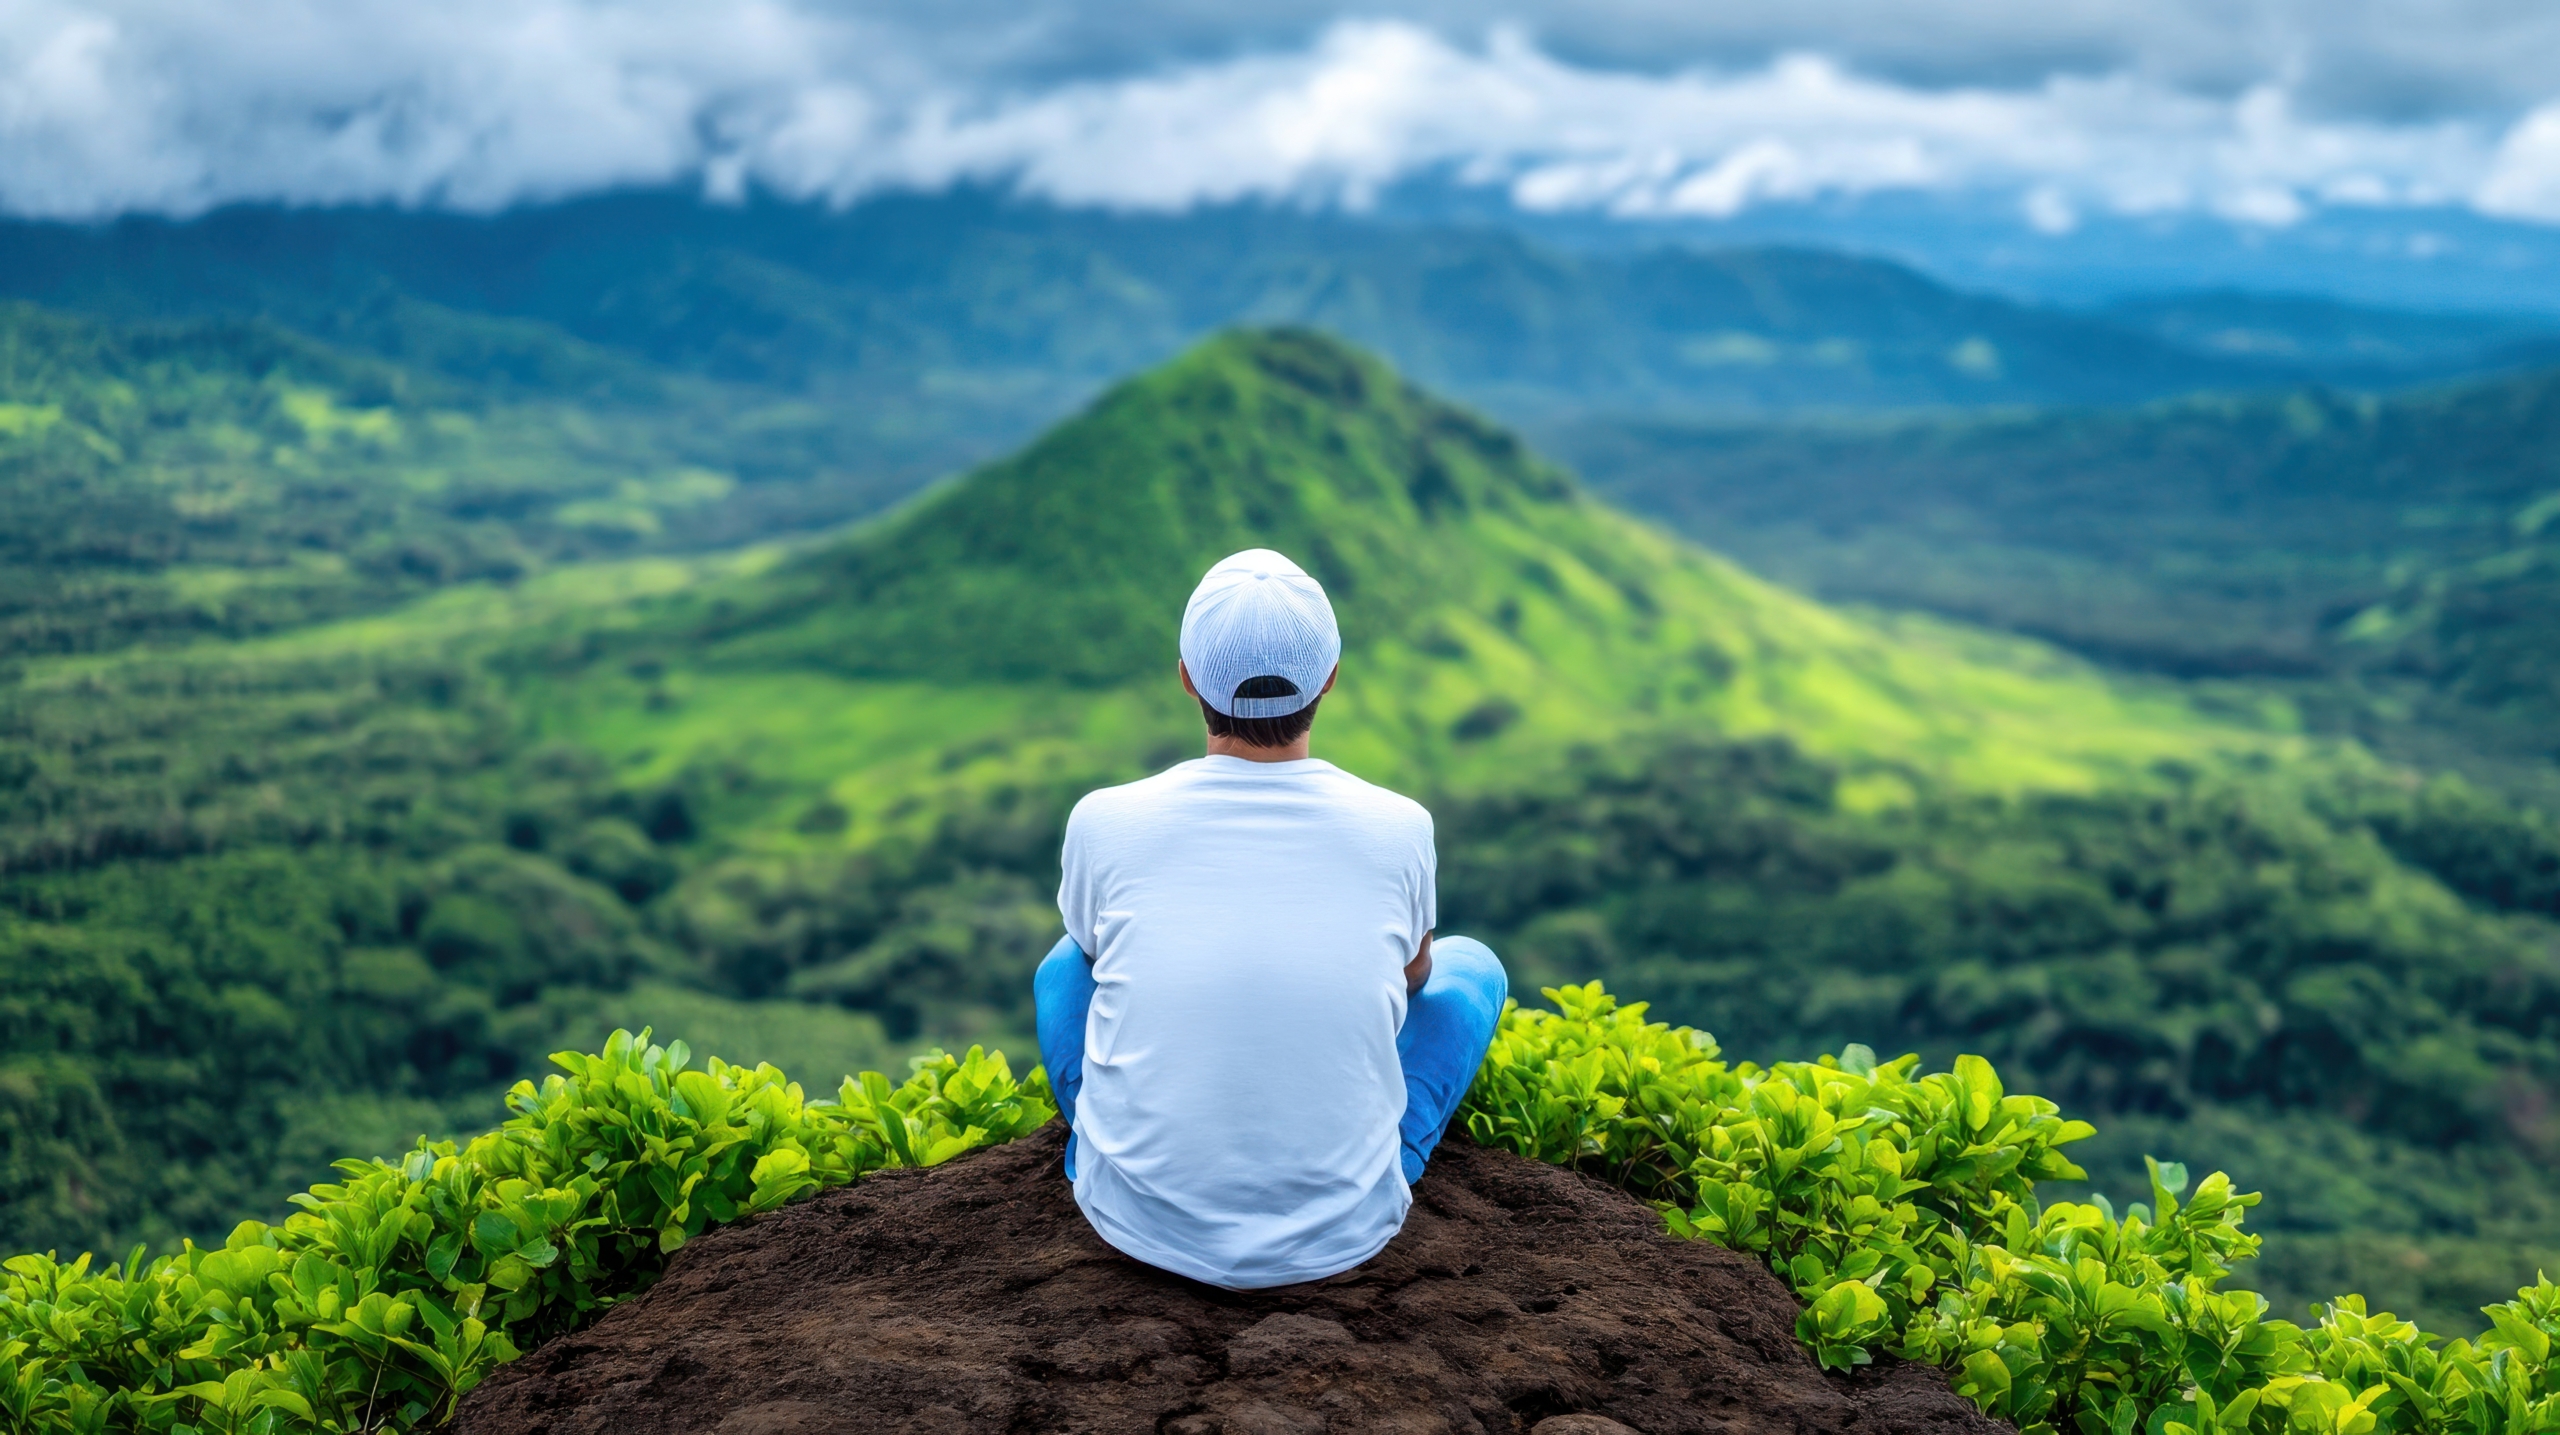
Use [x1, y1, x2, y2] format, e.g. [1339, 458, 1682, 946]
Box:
[1033, 934, 1508, 1184]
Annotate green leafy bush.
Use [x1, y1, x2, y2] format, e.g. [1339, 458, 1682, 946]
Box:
[6, 980, 2555, 1435]
[0, 1034, 1050, 1433]
[1463, 982, 2560, 1435]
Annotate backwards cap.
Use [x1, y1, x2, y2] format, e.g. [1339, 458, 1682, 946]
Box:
[1180, 549, 1341, 718]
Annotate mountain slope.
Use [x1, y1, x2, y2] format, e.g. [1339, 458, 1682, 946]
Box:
[0, 300, 942, 657]
[1558, 364, 2560, 787]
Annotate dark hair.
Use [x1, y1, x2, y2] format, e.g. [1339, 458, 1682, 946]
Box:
[1200, 674, 1321, 748]
[1201, 696, 1322, 748]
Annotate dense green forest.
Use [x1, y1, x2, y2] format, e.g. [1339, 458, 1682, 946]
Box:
[2, 306, 2556, 1341]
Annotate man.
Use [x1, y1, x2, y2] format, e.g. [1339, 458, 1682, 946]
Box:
[1033, 548, 1509, 1290]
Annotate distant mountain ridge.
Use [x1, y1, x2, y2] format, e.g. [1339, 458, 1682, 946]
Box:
[19, 189, 2557, 626]
[6, 190, 2525, 466]
[2101, 290, 2560, 375]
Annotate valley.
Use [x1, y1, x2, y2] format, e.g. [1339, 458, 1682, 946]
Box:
[4, 276, 2558, 1336]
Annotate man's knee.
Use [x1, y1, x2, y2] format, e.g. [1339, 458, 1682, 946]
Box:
[1428, 935, 1506, 1005]
[1034, 934, 1087, 1000]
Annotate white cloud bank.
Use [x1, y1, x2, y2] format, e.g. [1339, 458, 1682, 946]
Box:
[1, 2, 2555, 228]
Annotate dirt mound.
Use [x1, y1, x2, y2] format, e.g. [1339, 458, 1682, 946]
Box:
[455, 1124, 2003, 1435]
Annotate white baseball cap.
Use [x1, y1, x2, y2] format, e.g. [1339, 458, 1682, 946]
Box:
[1180, 549, 1342, 718]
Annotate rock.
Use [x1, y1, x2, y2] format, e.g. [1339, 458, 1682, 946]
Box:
[1226, 1312, 1358, 1376]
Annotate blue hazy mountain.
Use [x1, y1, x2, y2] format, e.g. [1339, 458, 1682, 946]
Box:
[2099, 291, 2560, 378]
[1399, 184, 2560, 319]
[7, 189, 2534, 443]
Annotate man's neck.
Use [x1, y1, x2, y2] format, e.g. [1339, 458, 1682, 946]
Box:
[1205, 735, 1312, 764]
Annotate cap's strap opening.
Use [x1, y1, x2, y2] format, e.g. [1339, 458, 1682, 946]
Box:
[1233, 675, 1300, 701]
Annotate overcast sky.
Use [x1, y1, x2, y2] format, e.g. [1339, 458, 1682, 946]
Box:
[3, 0, 2555, 232]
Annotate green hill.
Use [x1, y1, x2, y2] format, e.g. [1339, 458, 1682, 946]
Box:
[6, 327, 2559, 1332]
[523, 327, 2268, 836]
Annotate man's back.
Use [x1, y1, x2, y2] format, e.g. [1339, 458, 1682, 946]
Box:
[1058, 754, 1435, 1289]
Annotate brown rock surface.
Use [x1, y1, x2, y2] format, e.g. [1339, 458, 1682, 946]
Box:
[454, 1124, 2004, 1435]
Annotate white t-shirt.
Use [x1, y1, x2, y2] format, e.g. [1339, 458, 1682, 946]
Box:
[1057, 755, 1436, 1289]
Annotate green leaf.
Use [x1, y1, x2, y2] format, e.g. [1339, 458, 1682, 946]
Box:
[425, 1231, 465, 1281]
[2487, 1305, 2553, 1365]
[1958, 1350, 2014, 1406]
[471, 1211, 521, 1256]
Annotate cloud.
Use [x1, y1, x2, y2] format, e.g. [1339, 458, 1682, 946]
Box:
[0, 0, 865, 214]
[827, 1, 2560, 126]
[0, 2, 2545, 231]
[2479, 104, 2560, 222]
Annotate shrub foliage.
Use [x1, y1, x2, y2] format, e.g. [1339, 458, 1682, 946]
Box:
[4, 983, 2556, 1435]
[1467, 983, 2560, 1435]
[0, 1036, 1051, 1433]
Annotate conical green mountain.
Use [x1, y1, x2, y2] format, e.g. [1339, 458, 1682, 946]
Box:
[515, 329, 2295, 847]
[709, 327, 1590, 688]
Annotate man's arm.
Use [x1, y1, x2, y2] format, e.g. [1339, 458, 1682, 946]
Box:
[1057, 796, 1102, 960]
[1405, 931, 1433, 995]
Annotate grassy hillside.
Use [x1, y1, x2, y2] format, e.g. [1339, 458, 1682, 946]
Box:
[1560, 367, 2560, 797]
[2331, 530, 2560, 778]
[0, 300, 957, 657]
[4, 326, 2557, 1331]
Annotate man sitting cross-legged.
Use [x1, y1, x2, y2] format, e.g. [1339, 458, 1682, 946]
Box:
[1033, 548, 1509, 1290]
